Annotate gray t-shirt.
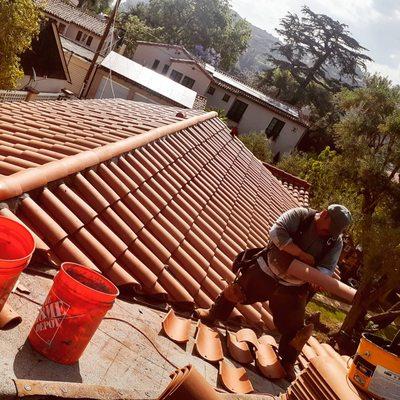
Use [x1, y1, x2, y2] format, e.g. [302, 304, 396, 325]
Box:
[262, 207, 343, 286]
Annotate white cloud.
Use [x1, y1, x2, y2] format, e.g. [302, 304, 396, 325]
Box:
[366, 61, 400, 84]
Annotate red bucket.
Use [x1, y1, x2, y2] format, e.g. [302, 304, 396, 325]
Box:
[0, 216, 35, 312]
[28, 262, 119, 364]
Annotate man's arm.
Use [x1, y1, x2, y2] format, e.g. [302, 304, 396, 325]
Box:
[317, 238, 343, 276]
[269, 208, 316, 266]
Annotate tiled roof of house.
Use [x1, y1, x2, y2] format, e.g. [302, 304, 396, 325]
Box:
[263, 163, 310, 207]
[0, 99, 298, 328]
[40, 0, 106, 36]
[134, 41, 309, 126]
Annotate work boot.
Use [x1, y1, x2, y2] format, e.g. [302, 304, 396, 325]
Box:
[289, 323, 314, 352]
[282, 362, 296, 382]
[306, 311, 321, 326]
[193, 308, 216, 324]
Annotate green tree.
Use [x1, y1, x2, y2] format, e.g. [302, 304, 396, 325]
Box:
[122, 15, 164, 58]
[278, 75, 400, 353]
[125, 0, 251, 70]
[269, 6, 372, 103]
[77, 0, 111, 13]
[257, 68, 337, 152]
[0, 0, 41, 89]
[239, 132, 273, 163]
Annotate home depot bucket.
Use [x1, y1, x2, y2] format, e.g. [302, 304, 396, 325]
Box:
[348, 333, 400, 399]
[0, 216, 35, 313]
[28, 262, 119, 364]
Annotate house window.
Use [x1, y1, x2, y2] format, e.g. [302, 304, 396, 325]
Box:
[170, 69, 183, 83]
[222, 93, 230, 102]
[82, 33, 88, 42]
[86, 35, 93, 46]
[227, 99, 248, 123]
[151, 59, 160, 70]
[181, 76, 195, 89]
[207, 86, 215, 95]
[58, 23, 66, 34]
[161, 64, 170, 75]
[75, 30, 82, 41]
[265, 117, 285, 141]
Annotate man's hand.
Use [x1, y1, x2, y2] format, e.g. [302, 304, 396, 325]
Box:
[298, 251, 315, 266]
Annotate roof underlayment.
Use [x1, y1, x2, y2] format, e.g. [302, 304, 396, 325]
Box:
[0, 99, 298, 328]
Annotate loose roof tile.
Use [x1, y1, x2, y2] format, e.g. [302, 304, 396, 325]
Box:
[0, 303, 22, 330]
[219, 360, 254, 394]
[226, 331, 253, 364]
[0, 99, 301, 328]
[158, 365, 220, 400]
[194, 322, 224, 363]
[162, 309, 191, 344]
[256, 343, 286, 380]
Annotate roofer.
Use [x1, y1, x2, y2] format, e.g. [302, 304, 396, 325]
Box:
[196, 205, 352, 380]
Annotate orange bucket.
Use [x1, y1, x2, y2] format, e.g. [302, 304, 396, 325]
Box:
[0, 216, 35, 312]
[28, 262, 119, 364]
[348, 333, 400, 399]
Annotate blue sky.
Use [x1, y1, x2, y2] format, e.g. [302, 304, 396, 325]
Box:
[230, 0, 400, 84]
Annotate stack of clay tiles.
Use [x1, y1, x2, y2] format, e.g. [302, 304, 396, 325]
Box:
[0, 99, 299, 327]
[284, 336, 365, 400]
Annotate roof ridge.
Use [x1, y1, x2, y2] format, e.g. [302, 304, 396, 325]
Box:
[0, 111, 217, 201]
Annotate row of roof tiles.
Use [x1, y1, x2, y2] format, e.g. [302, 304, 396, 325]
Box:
[0, 100, 298, 327]
[39, 0, 106, 36]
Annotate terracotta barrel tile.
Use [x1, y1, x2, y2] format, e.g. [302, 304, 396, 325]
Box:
[85, 169, 120, 204]
[256, 343, 286, 379]
[112, 201, 144, 233]
[166, 259, 201, 295]
[97, 164, 131, 197]
[193, 289, 213, 309]
[219, 360, 254, 394]
[119, 251, 158, 288]
[20, 197, 68, 246]
[137, 228, 171, 264]
[0, 303, 22, 330]
[40, 189, 84, 234]
[172, 247, 207, 283]
[100, 208, 138, 245]
[56, 184, 97, 224]
[129, 239, 165, 274]
[102, 261, 142, 292]
[226, 332, 253, 364]
[158, 268, 194, 304]
[194, 322, 223, 363]
[258, 335, 278, 348]
[162, 309, 191, 344]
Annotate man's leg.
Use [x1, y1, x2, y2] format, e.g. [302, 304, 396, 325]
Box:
[269, 284, 312, 380]
[196, 264, 277, 322]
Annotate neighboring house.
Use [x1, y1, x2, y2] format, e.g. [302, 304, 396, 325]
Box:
[132, 41, 309, 157]
[87, 51, 198, 109]
[19, 22, 71, 93]
[263, 162, 310, 207]
[61, 36, 104, 96]
[39, 0, 112, 54]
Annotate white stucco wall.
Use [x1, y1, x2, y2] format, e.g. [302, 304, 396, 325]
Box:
[237, 100, 307, 156]
[205, 85, 235, 110]
[133, 44, 191, 72]
[168, 61, 211, 95]
[49, 16, 110, 53]
[205, 85, 306, 155]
